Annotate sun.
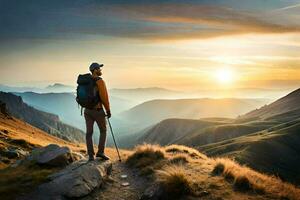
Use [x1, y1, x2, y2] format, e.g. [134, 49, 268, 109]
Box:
[215, 68, 234, 84]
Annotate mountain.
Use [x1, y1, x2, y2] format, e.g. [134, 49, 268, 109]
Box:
[13, 92, 137, 139]
[135, 118, 226, 146]
[121, 98, 269, 128]
[131, 117, 277, 147]
[0, 83, 75, 93]
[0, 84, 44, 93]
[177, 120, 278, 146]
[45, 83, 75, 93]
[0, 92, 85, 142]
[238, 88, 300, 121]
[110, 87, 184, 103]
[13, 92, 84, 130]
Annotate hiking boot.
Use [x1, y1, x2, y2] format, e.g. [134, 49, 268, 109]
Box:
[96, 152, 110, 160]
[88, 156, 95, 161]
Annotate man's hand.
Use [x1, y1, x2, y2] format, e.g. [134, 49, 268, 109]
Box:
[106, 111, 111, 118]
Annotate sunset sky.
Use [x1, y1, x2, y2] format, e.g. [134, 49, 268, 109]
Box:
[1, 0, 300, 91]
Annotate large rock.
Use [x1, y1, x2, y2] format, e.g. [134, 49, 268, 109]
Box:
[28, 144, 74, 167]
[21, 159, 112, 199]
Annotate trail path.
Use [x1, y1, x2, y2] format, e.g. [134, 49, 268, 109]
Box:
[81, 161, 149, 200]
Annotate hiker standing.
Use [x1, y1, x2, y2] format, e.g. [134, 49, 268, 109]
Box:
[76, 62, 111, 161]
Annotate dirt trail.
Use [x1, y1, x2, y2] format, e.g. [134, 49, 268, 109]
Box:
[81, 161, 149, 200]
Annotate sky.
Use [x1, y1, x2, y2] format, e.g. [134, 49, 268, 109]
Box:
[1, 0, 300, 91]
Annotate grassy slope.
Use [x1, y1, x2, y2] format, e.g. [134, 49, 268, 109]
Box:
[239, 88, 300, 120]
[199, 120, 300, 185]
[130, 111, 300, 186]
[126, 144, 300, 200]
[176, 120, 279, 146]
[0, 91, 85, 142]
[137, 118, 226, 146]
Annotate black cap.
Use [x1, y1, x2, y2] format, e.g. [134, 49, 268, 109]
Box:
[89, 62, 104, 72]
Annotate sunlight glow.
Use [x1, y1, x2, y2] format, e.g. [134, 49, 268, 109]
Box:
[215, 68, 235, 84]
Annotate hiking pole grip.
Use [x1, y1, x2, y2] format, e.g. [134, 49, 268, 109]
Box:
[107, 118, 122, 162]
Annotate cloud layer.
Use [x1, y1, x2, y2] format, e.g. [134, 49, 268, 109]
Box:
[0, 0, 299, 41]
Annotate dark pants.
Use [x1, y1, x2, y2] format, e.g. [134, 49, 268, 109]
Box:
[84, 108, 107, 157]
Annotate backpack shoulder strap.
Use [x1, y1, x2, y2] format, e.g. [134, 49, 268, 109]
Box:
[92, 77, 102, 87]
[94, 76, 102, 82]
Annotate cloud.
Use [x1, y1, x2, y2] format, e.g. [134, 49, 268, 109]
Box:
[0, 1, 299, 41]
[101, 3, 300, 40]
[273, 3, 300, 11]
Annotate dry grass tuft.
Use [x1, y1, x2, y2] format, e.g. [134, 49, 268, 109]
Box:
[212, 162, 225, 175]
[169, 154, 190, 164]
[126, 143, 165, 168]
[140, 166, 155, 176]
[165, 144, 207, 159]
[233, 175, 252, 191]
[213, 158, 300, 198]
[156, 165, 192, 198]
[8, 138, 36, 149]
[0, 161, 61, 200]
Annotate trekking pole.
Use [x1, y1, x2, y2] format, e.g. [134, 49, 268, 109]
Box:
[107, 117, 122, 162]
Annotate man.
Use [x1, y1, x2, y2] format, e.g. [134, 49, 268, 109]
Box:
[84, 62, 111, 161]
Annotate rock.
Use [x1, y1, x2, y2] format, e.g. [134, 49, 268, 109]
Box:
[0, 101, 9, 116]
[27, 144, 74, 167]
[0, 129, 8, 136]
[140, 184, 164, 200]
[20, 159, 112, 199]
[198, 190, 210, 197]
[16, 149, 29, 157]
[1, 157, 10, 164]
[11, 159, 23, 168]
[7, 147, 29, 157]
[2, 149, 19, 158]
[121, 182, 130, 187]
[71, 152, 85, 161]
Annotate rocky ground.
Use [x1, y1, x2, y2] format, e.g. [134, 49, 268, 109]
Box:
[0, 111, 146, 200]
[82, 161, 149, 200]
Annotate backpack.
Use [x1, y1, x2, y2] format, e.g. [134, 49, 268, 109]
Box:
[76, 73, 101, 114]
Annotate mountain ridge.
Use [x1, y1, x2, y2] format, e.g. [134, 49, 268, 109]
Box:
[0, 91, 85, 142]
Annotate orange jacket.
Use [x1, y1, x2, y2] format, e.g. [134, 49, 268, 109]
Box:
[95, 79, 110, 112]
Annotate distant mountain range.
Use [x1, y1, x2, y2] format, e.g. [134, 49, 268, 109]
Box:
[45, 83, 75, 93]
[0, 83, 75, 93]
[121, 98, 269, 128]
[109, 87, 185, 103]
[131, 87, 300, 185]
[195, 87, 291, 99]
[0, 92, 85, 143]
[0, 83, 293, 99]
[13, 92, 137, 135]
[13, 92, 84, 130]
